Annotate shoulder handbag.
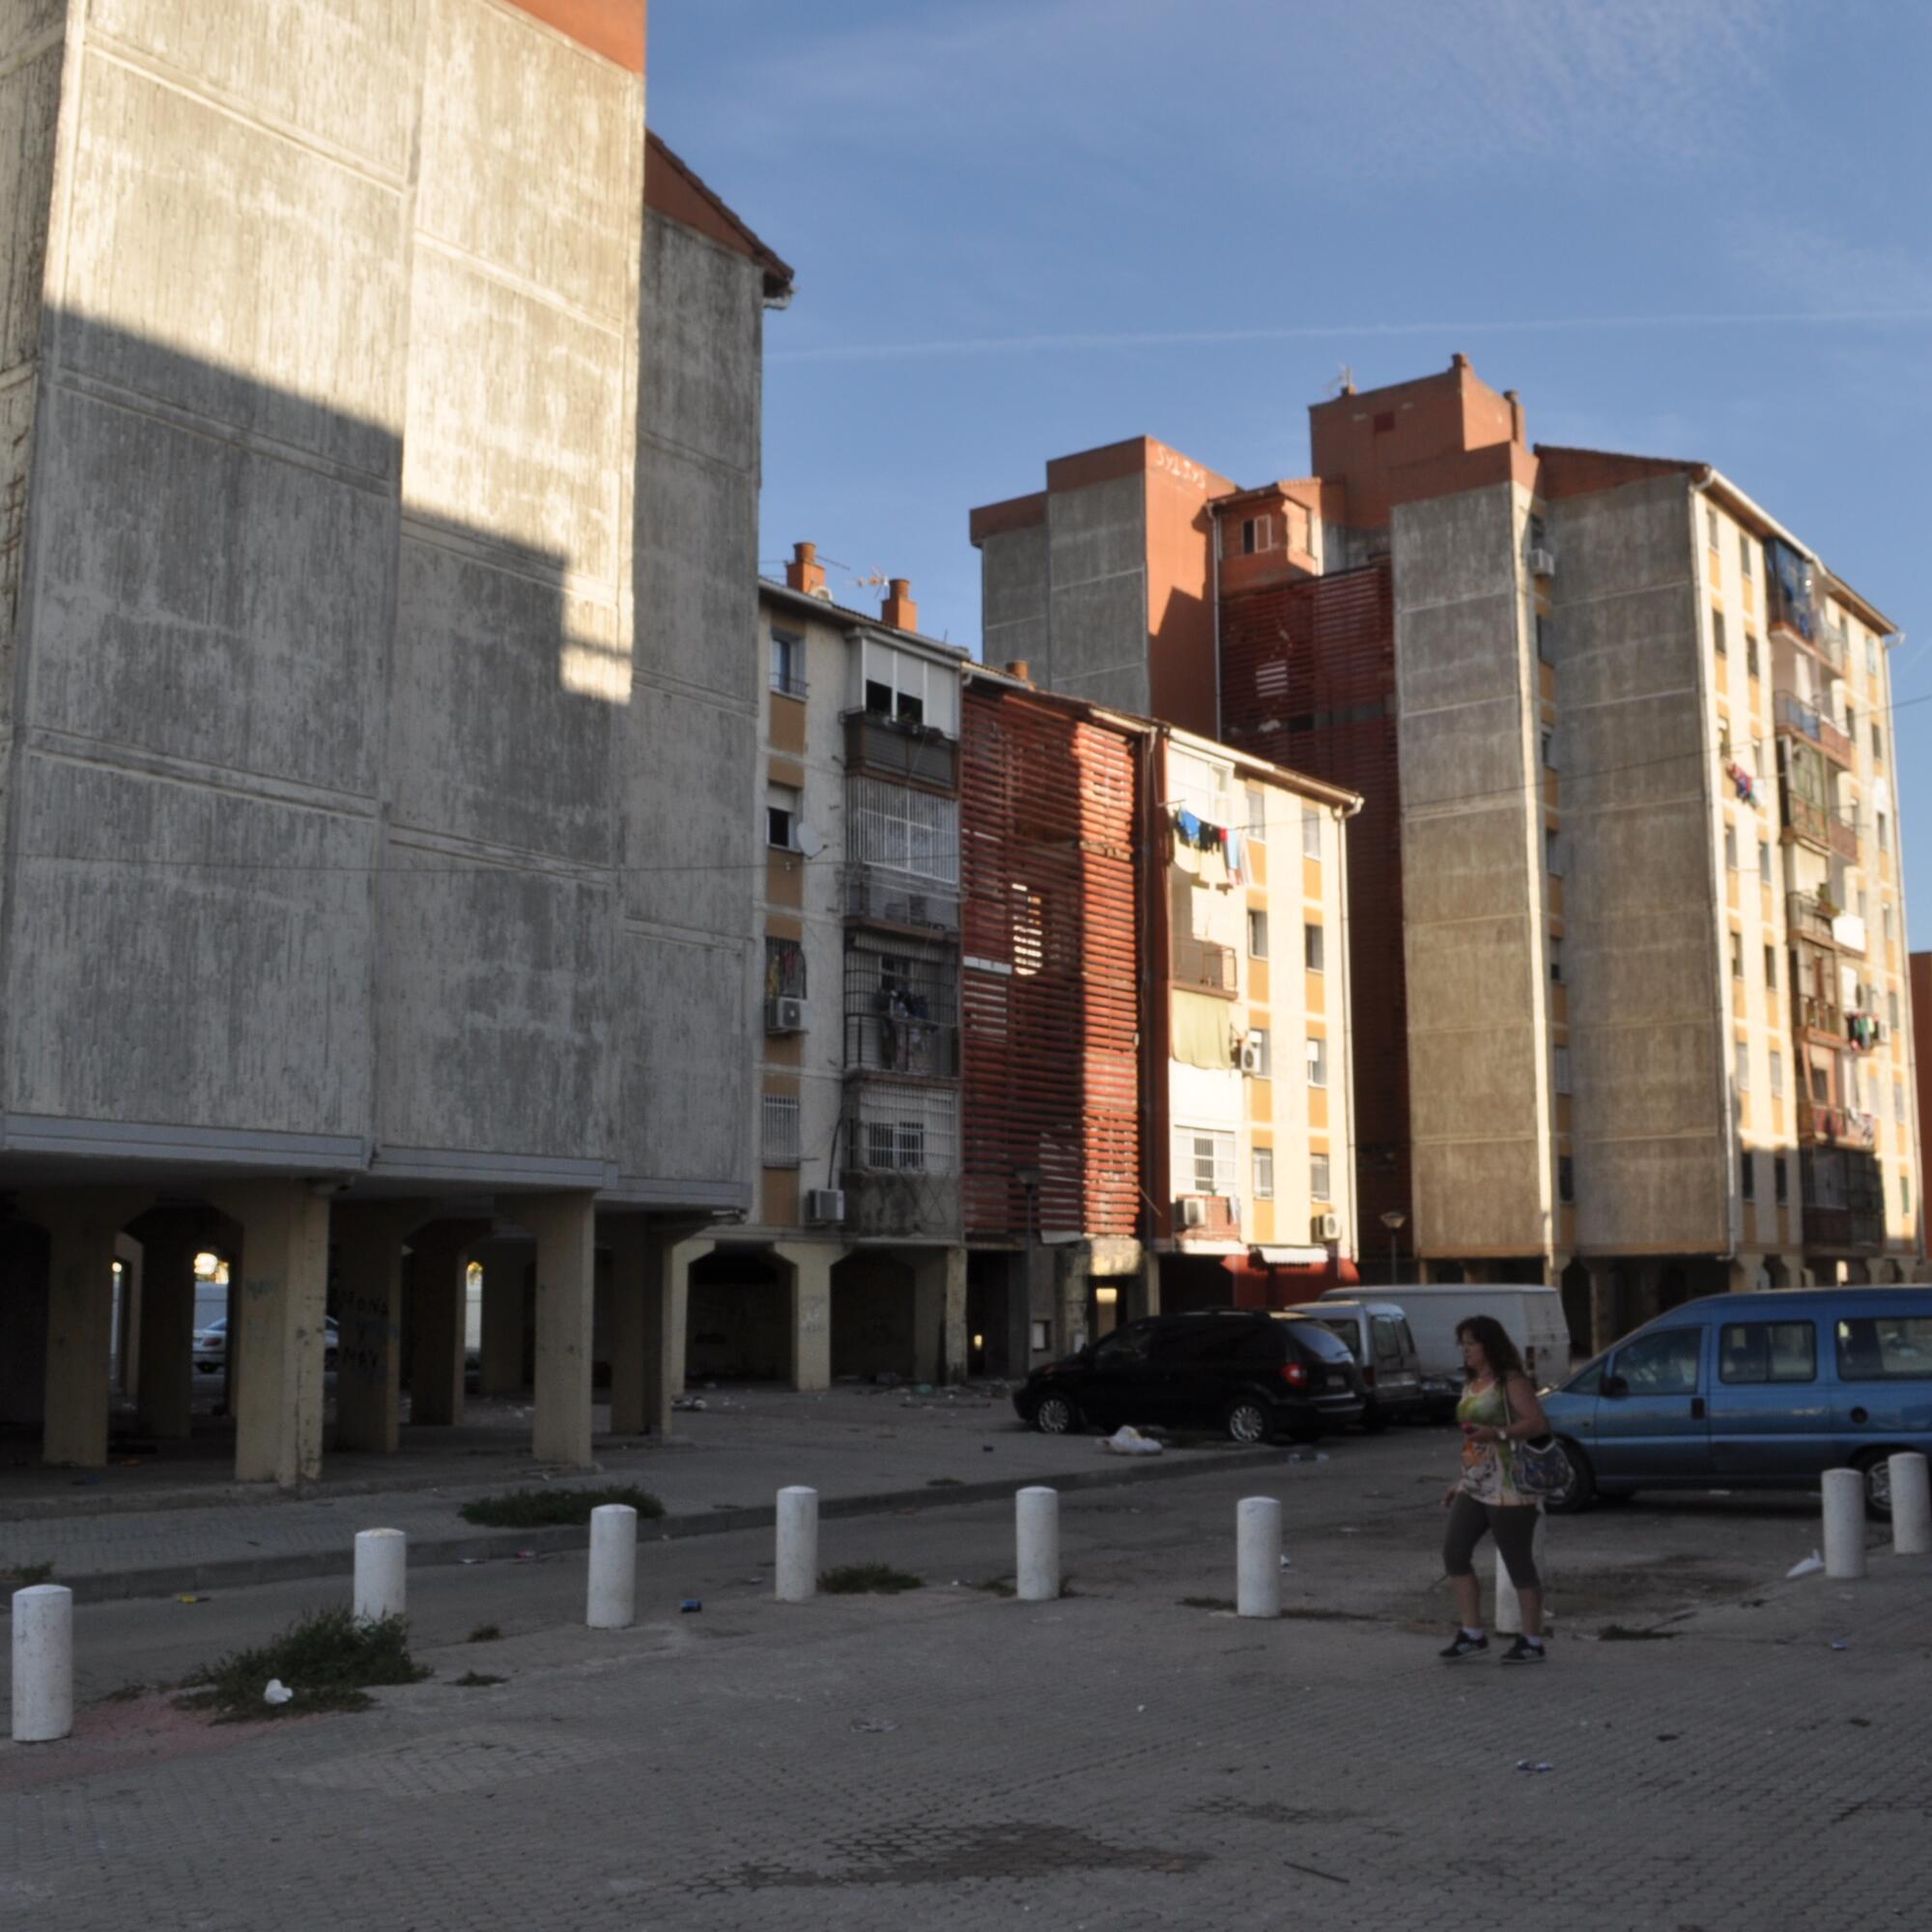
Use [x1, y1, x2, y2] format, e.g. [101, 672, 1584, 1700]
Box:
[1497, 1375, 1567, 1498]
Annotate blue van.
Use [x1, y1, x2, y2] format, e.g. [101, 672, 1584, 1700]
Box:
[1541, 1289, 1932, 1517]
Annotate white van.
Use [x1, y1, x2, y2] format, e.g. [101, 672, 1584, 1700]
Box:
[1321, 1282, 1571, 1415]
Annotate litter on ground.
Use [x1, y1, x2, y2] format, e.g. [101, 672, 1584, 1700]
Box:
[1101, 1426, 1163, 1457]
[1785, 1550, 1825, 1579]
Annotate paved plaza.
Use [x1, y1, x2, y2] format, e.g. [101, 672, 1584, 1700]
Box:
[5, 1421, 1928, 1930]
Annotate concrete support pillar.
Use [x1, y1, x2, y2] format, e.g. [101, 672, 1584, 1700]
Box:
[607, 1221, 691, 1435]
[115, 1236, 142, 1401]
[474, 1236, 529, 1395]
[208, 1182, 332, 1488]
[408, 1223, 485, 1428]
[1131, 1251, 1161, 1323]
[1727, 1252, 1765, 1296]
[524, 1191, 597, 1468]
[1057, 1248, 1093, 1357]
[910, 1247, 967, 1384]
[1585, 1263, 1618, 1356]
[667, 1236, 712, 1401]
[22, 1191, 149, 1469]
[772, 1240, 840, 1393]
[134, 1228, 199, 1442]
[332, 1205, 426, 1454]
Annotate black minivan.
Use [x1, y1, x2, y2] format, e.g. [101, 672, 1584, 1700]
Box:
[1013, 1310, 1367, 1444]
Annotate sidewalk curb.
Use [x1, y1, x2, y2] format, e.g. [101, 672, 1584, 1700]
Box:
[18, 1443, 1319, 1605]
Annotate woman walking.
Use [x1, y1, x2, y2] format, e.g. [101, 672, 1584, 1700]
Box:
[1439, 1314, 1548, 1663]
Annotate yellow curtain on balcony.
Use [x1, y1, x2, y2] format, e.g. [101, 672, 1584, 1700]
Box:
[1171, 990, 1232, 1069]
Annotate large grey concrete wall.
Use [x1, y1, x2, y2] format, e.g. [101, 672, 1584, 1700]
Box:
[1549, 476, 1729, 1253]
[0, 0, 751, 1213]
[1395, 483, 1552, 1259]
[1045, 475, 1152, 719]
[979, 524, 1048, 674]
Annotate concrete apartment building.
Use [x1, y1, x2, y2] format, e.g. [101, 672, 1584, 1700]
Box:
[973, 358, 1922, 1349]
[956, 662, 1362, 1376]
[673, 549, 970, 1390]
[0, 0, 789, 1480]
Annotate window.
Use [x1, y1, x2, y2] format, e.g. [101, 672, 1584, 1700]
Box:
[1179, 1128, 1236, 1195]
[859, 638, 953, 733]
[766, 782, 800, 850]
[1247, 909, 1268, 958]
[1541, 729, 1556, 770]
[1834, 1317, 1932, 1381]
[1613, 1327, 1700, 1394]
[1558, 1155, 1575, 1204]
[1873, 724, 1884, 763]
[1306, 1036, 1327, 1088]
[1720, 1321, 1816, 1385]
[1741, 1151, 1755, 1203]
[1763, 943, 1776, 989]
[1546, 828, 1564, 876]
[1734, 1041, 1749, 1093]
[1549, 936, 1562, 983]
[760, 1093, 800, 1168]
[1248, 1029, 1271, 1078]
[1770, 1049, 1783, 1098]
[1310, 1151, 1331, 1200]
[1730, 932, 1744, 979]
[764, 936, 807, 1002]
[1889, 990, 1900, 1031]
[1758, 839, 1773, 887]
[1740, 532, 1753, 581]
[848, 777, 958, 883]
[769, 628, 805, 698]
[1713, 609, 1727, 657]
[1536, 613, 1551, 665]
[1775, 1154, 1788, 1204]
[1301, 806, 1322, 860]
[1746, 634, 1760, 680]
[1895, 1080, 1906, 1124]
[1240, 515, 1271, 555]
[1246, 787, 1267, 840]
[1724, 824, 1738, 871]
[1706, 506, 1720, 553]
[1750, 737, 1765, 780]
[1304, 923, 1325, 974]
[1553, 1045, 1572, 1094]
[1253, 1148, 1274, 1200]
[1904, 1172, 1914, 1215]
[1867, 635, 1879, 677]
[1884, 903, 1895, 945]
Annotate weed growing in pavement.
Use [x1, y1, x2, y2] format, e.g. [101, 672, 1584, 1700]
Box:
[819, 1564, 924, 1595]
[971, 1577, 1016, 1598]
[1180, 1596, 1237, 1612]
[457, 1485, 665, 1528]
[101, 1682, 145, 1703]
[453, 1671, 507, 1688]
[3, 1562, 54, 1588]
[468, 1624, 503, 1643]
[1598, 1624, 1678, 1641]
[176, 1608, 429, 1721]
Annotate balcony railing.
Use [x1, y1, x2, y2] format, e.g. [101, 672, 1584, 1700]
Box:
[1799, 1100, 1878, 1151]
[842, 709, 957, 790]
[843, 864, 960, 933]
[1803, 1205, 1886, 1252]
[1787, 892, 1837, 948]
[845, 1014, 959, 1079]
[1781, 793, 1859, 860]
[838, 1169, 963, 1242]
[1774, 689, 1855, 769]
[1173, 934, 1237, 995]
[1797, 993, 1844, 1039]
[1174, 1193, 1240, 1242]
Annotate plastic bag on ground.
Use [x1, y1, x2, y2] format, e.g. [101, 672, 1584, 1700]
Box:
[263, 1679, 294, 1706]
[1101, 1425, 1164, 1457]
[1785, 1549, 1825, 1579]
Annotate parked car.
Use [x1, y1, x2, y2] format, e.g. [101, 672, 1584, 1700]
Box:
[1541, 1289, 1932, 1517]
[1013, 1310, 1367, 1444]
[1284, 1299, 1427, 1429]
[1322, 1282, 1570, 1415]
[192, 1315, 339, 1375]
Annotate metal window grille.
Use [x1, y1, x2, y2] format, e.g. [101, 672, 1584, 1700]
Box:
[847, 1081, 958, 1175]
[843, 936, 957, 1076]
[1310, 1152, 1331, 1200]
[1174, 1129, 1236, 1195]
[847, 777, 958, 884]
[1253, 1148, 1274, 1199]
[765, 937, 807, 1002]
[760, 1094, 801, 1168]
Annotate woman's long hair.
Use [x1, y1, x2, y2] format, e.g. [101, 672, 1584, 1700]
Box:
[1456, 1314, 1523, 1381]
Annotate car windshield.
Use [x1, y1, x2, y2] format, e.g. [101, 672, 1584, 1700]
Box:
[1284, 1320, 1354, 1363]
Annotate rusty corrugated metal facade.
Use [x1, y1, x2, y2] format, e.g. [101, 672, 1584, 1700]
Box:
[1218, 561, 1413, 1261]
[959, 684, 1143, 1243]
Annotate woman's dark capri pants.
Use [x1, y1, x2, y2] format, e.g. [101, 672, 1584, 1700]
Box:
[1443, 1493, 1541, 1588]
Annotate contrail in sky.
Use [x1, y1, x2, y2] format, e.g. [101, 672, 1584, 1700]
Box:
[770, 309, 1932, 363]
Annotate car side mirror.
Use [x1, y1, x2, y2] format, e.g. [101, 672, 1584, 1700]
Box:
[1602, 1375, 1629, 1398]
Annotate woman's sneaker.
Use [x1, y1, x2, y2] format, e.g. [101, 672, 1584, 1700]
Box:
[1500, 1636, 1547, 1664]
[1438, 1630, 1489, 1661]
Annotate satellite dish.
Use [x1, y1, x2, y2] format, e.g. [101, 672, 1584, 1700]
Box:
[794, 823, 823, 859]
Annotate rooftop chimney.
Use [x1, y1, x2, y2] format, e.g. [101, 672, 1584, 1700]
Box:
[1005, 659, 1032, 684]
[1503, 388, 1526, 444]
[881, 578, 917, 633]
[786, 540, 826, 597]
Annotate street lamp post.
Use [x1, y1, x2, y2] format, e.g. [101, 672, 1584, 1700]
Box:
[1378, 1209, 1407, 1288]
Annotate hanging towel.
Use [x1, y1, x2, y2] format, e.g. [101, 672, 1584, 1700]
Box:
[1176, 810, 1203, 844]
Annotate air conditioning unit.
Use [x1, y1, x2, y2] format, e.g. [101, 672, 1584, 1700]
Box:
[1527, 546, 1557, 580]
[1311, 1211, 1341, 1242]
[1238, 1041, 1264, 1075]
[1179, 1197, 1208, 1229]
[804, 1188, 846, 1226]
[765, 996, 809, 1035]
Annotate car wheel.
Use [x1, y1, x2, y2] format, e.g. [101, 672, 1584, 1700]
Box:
[1542, 1437, 1597, 1514]
[1855, 1449, 1896, 1520]
[1032, 1392, 1081, 1436]
[1224, 1398, 1272, 1445]
[1359, 1400, 1390, 1434]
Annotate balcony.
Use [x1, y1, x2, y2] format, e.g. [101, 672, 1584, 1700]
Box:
[843, 864, 960, 934]
[1846, 1011, 1884, 1054]
[1172, 934, 1237, 996]
[1774, 689, 1855, 770]
[841, 1083, 962, 1239]
[1803, 1205, 1886, 1251]
[843, 709, 957, 791]
[1796, 992, 1844, 1042]
[1174, 1193, 1240, 1245]
[1799, 1100, 1878, 1151]
[845, 1014, 958, 1079]
[1781, 793, 1859, 861]
[1787, 892, 1837, 948]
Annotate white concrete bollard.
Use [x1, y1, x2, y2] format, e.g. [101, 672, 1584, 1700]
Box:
[1015, 1486, 1061, 1603]
[776, 1486, 819, 1603]
[12, 1584, 73, 1745]
[353, 1528, 408, 1627]
[1889, 1452, 1931, 1557]
[1494, 1511, 1549, 1635]
[1236, 1496, 1283, 1618]
[1823, 1467, 1866, 1579]
[586, 1503, 639, 1629]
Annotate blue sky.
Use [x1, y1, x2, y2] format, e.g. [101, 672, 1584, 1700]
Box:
[650, 0, 1932, 934]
